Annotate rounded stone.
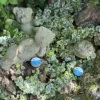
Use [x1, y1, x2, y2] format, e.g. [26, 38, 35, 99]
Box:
[31, 57, 42, 67]
[74, 40, 96, 59]
[73, 67, 84, 76]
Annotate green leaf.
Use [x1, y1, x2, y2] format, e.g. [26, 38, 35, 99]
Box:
[16, 63, 21, 68]
[46, 85, 51, 94]
[20, 95, 27, 100]
[26, 76, 30, 80]
[0, 0, 7, 5]
[8, 0, 18, 4]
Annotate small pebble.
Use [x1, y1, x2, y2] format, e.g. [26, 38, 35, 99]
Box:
[31, 57, 42, 67]
[73, 67, 84, 76]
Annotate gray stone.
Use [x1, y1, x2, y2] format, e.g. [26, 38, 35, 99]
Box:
[13, 7, 35, 34]
[75, 5, 100, 26]
[1, 27, 55, 70]
[35, 26, 55, 47]
[17, 38, 40, 62]
[73, 40, 96, 59]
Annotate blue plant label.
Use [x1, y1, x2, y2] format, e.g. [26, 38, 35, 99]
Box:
[73, 67, 84, 76]
[31, 57, 42, 67]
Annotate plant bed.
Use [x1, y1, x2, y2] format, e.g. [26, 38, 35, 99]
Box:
[0, 0, 100, 100]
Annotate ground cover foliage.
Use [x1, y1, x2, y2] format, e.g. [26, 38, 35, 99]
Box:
[0, 0, 100, 100]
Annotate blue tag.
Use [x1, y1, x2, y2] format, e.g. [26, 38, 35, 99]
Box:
[73, 67, 84, 76]
[31, 57, 42, 67]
